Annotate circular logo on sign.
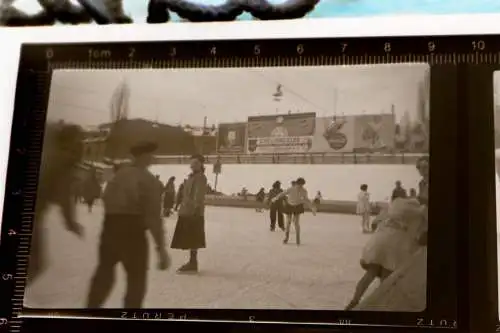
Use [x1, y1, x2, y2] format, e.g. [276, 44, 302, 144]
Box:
[327, 133, 348, 150]
[271, 126, 288, 138]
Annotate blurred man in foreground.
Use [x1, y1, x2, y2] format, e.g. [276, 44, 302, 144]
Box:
[86, 141, 170, 308]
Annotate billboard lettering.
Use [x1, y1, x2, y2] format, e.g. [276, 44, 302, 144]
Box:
[247, 113, 316, 154]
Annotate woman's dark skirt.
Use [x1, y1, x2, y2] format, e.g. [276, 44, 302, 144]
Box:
[284, 203, 305, 216]
[171, 215, 206, 250]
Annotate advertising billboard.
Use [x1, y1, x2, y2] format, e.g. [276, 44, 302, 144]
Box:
[310, 116, 356, 153]
[353, 114, 396, 151]
[246, 113, 316, 154]
[217, 122, 247, 154]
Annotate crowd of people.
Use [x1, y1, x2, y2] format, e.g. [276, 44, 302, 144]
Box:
[28, 123, 428, 310]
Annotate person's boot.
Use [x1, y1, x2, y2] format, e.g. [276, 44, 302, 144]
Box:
[296, 233, 300, 246]
[177, 252, 198, 273]
[177, 260, 198, 273]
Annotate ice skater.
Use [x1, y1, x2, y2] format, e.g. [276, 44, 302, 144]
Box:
[174, 182, 185, 211]
[171, 154, 208, 273]
[345, 198, 426, 310]
[163, 176, 176, 217]
[357, 184, 371, 233]
[272, 177, 316, 245]
[391, 180, 407, 201]
[27, 124, 85, 286]
[313, 191, 322, 209]
[415, 156, 429, 246]
[255, 188, 266, 212]
[267, 181, 285, 231]
[86, 142, 170, 308]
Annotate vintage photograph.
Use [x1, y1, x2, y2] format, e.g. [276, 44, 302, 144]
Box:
[494, 71, 500, 319]
[24, 64, 429, 311]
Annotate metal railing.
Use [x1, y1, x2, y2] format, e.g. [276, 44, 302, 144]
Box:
[154, 152, 428, 165]
[83, 152, 428, 166]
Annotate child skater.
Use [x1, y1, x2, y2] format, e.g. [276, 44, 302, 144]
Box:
[357, 184, 371, 233]
[272, 177, 316, 245]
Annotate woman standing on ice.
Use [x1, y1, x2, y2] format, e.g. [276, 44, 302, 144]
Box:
[171, 154, 208, 273]
[356, 184, 371, 233]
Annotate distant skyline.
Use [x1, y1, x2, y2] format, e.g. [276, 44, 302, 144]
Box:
[47, 64, 429, 128]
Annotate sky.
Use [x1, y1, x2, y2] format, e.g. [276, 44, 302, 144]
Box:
[47, 63, 429, 128]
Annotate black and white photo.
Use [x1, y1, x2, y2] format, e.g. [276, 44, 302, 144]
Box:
[493, 71, 500, 319]
[24, 64, 430, 311]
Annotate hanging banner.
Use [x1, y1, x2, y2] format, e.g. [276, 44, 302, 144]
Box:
[217, 122, 247, 154]
[246, 113, 316, 154]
